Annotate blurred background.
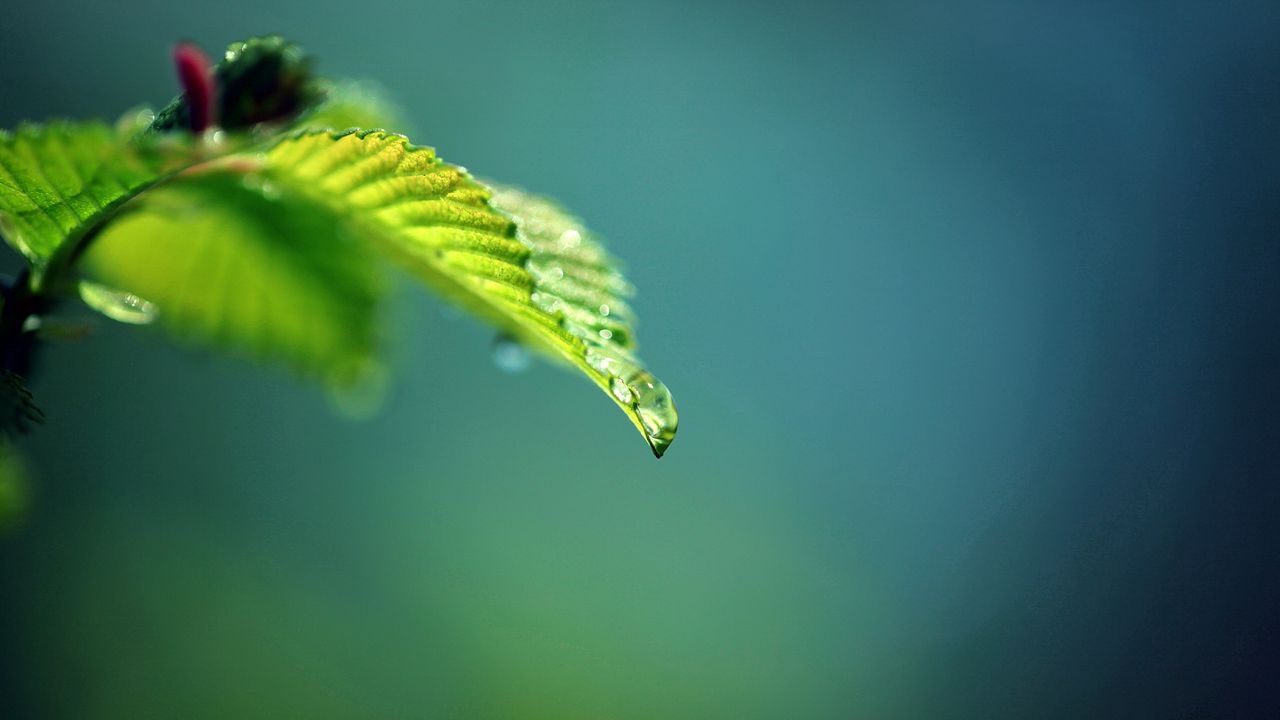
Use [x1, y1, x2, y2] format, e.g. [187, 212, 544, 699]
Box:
[2, 1, 1279, 717]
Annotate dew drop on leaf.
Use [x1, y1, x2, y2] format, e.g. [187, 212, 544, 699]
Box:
[627, 370, 678, 455]
[610, 377, 634, 404]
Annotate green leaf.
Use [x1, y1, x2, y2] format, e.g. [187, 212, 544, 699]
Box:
[1, 119, 678, 456]
[486, 183, 678, 457]
[254, 130, 678, 456]
[79, 173, 386, 386]
[0, 121, 193, 267]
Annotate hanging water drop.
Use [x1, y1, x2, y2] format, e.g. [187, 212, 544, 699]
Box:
[585, 347, 614, 374]
[624, 368, 678, 458]
[492, 333, 531, 373]
[77, 282, 159, 325]
[325, 361, 391, 421]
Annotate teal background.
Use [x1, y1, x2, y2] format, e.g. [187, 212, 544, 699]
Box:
[3, 1, 1279, 717]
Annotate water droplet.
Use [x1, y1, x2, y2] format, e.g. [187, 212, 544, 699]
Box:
[491, 333, 531, 373]
[531, 291, 562, 315]
[531, 263, 565, 282]
[598, 304, 610, 317]
[610, 377, 634, 404]
[559, 229, 582, 248]
[585, 348, 614, 373]
[598, 328, 613, 340]
[637, 408, 663, 437]
[114, 106, 156, 136]
[325, 361, 390, 421]
[623, 368, 678, 458]
[78, 282, 158, 325]
[240, 174, 280, 200]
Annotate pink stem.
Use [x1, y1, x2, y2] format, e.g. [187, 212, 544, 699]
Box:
[173, 42, 216, 132]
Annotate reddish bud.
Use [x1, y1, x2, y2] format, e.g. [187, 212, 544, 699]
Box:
[173, 42, 216, 132]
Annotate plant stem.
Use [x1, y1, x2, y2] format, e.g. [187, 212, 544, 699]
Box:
[0, 268, 44, 376]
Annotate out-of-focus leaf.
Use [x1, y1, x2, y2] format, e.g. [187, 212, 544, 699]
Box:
[80, 174, 385, 386]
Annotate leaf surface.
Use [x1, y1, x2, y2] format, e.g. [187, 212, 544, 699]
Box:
[258, 130, 678, 455]
[0, 121, 192, 268]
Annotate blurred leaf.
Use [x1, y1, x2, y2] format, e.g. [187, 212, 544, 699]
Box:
[0, 121, 194, 267]
[257, 130, 677, 455]
[80, 174, 385, 386]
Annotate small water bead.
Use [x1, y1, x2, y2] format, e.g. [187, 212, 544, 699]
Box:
[562, 320, 599, 344]
[530, 291, 562, 315]
[610, 377, 634, 404]
[585, 347, 614, 374]
[601, 326, 630, 347]
[491, 333, 531, 373]
[114, 106, 157, 136]
[258, 180, 280, 200]
[558, 229, 582, 249]
[239, 173, 279, 200]
[598, 304, 610, 317]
